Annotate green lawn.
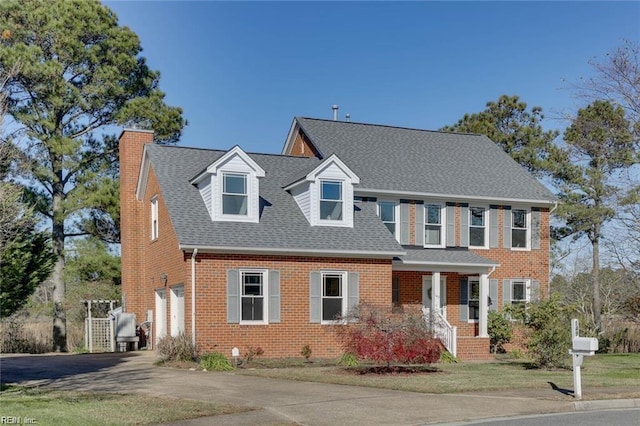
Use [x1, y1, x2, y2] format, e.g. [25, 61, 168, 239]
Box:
[236, 353, 640, 395]
[0, 387, 253, 426]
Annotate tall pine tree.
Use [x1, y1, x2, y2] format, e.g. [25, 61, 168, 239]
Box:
[551, 100, 634, 331]
[0, 0, 184, 350]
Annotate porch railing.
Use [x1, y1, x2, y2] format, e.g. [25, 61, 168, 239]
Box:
[422, 307, 457, 358]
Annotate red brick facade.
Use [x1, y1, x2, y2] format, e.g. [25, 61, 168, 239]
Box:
[119, 129, 550, 361]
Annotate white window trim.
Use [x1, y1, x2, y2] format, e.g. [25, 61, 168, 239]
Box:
[511, 207, 531, 251]
[318, 179, 345, 224]
[151, 196, 159, 241]
[378, 200, 399, 241]
[469, 205, 489, 249]
[468, 277, 480, 323]
[239, 269, 269, 325]
[510, 279, 531, 305]
[221, 172, 249, 217]
[424, 202, 446, 248]
[320, 271, 347, 325]
[213, 170, 259, 223]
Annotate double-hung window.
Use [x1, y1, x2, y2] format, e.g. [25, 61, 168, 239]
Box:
[378, 201, 397, 236]
[222, 173, 248, 216]
[241, 271, 266, 323]
[511, 280, 529, 307]
[320, 180, 343, 221]
[322, 272, 344, 322]
[511, 209, 528, 249]
[468, 278, 480, 321]
[469, 207, 487, 248]
[151, 196, 159, 240]
[424, 204, 443, 246]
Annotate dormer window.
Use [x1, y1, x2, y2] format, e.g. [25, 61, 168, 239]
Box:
[320, 180, 343, 221]
[222, 173, 248, 216]
[284, 154, 359, 228]
[191, 146, 265, 223]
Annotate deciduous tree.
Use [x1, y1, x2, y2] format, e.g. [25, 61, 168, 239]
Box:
[0, 0, 184, 350]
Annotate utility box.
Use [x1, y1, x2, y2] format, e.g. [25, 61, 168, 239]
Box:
[572, 336, 598, 355]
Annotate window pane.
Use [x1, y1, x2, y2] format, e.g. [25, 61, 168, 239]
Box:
[379, 203, 395, 222]
[425, 225, 441, 245]
[469, 301, 480, 320]
[392, 279, 400, 305]
[384, 222, 396, 235]
[512, 210, 526, 228]
[324, 275, 342, 296]
[223, 194, 248, 215]
[470, 228, 485, 246]
[470, 207, 484, 226]
[241, 297, 263, 321]
[513, 282, 525, 301]
[512, 229, 527, 248]
[320, 200, 343, 220]
[426, 205, 441, 224]
[321, 181, 341, 200]
[322, 298, 342, 321]
[470, 281, 480, 300]
[224, 174, 246, 195]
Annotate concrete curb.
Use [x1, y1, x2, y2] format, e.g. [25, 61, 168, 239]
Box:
[573, 398, 640, 411]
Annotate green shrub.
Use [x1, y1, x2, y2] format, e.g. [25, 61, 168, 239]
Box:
[337, 352, 359, 367]
[509, 348, 525, 359]
[156, 333, 197, 362]
[488, 310, 513, 354]
[509, 296, 572, 368]
[439, 350, 458, 363]
[200, 352, 234, 371]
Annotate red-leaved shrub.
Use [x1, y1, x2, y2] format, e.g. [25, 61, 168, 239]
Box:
[336, 305, 442, 366]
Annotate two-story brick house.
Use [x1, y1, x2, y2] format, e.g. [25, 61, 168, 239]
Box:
[119, 117, 555, 360]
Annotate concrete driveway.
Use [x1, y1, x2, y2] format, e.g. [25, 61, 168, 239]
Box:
[1, 352, 637, 425]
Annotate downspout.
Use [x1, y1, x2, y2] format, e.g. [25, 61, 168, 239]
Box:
[191, 249, 198, 347]
[548, 201, 558, 297]
[487, 265, 496, 278]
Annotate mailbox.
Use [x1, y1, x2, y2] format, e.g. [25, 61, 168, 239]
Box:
[572, 336, 598, 354]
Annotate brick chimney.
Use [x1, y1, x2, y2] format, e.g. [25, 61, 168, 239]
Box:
[119, 129, 154, 315]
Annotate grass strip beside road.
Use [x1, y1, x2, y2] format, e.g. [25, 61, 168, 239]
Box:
[0, 387, 254, 426]
[236, 353, 640, 395]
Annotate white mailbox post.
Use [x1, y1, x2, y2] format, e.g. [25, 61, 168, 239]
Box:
[569, 319, 598, 400]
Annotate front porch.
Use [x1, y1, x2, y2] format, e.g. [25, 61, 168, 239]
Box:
[393, 247, 500, 360]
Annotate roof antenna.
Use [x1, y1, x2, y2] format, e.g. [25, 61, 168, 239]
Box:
[345, 113, 350, 122]
[332, 105, 339, 121]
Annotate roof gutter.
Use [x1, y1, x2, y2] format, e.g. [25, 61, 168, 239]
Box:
[395, 259, 500, 268]
[357, 188, 557, 206]
[180, 244, 405, 259]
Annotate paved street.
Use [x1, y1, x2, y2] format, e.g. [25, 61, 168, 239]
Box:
[1, 352, 638, 425]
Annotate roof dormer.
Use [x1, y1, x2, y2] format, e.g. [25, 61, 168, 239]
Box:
[285, 154, 359, 228]
[192, 146, 265, 223]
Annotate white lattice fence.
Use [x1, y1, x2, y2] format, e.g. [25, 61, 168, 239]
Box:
[85, 318, 115, 353]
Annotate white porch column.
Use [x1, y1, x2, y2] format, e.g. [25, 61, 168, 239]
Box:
[479, 273, 489, 337]
[431, 272, 441, 313]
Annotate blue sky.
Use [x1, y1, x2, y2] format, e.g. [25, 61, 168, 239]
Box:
[106, 1, 640, 154]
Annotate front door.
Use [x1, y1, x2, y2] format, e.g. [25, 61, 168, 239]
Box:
[422, 275, 447, 316]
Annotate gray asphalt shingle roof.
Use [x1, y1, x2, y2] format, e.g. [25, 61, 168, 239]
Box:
[143, 116, 553, 266]
[295, 117, 556, 202]
[397, 246, 499, 267]
[145, 144, 404, 255]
